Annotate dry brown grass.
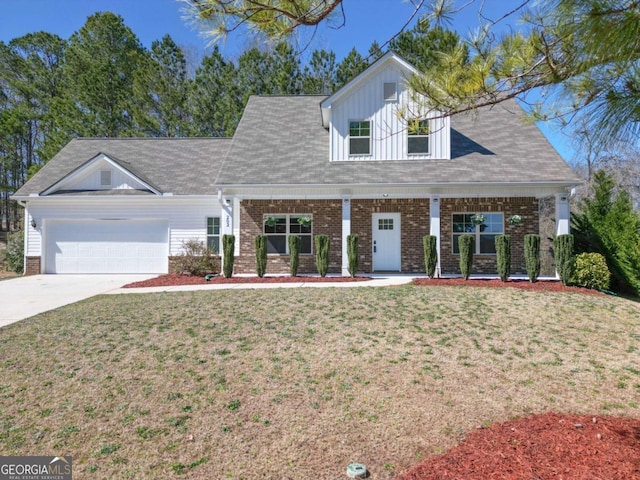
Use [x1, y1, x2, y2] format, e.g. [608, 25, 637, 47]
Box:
[1, 285, 639, 479]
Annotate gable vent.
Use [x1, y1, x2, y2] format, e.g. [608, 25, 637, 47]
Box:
[383, 82, 397, 102]
[100, 170, 112, 187]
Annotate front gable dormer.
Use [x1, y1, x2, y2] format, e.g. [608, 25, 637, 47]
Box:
[321, 51, 450, 161]
[41, 153, 162, 196]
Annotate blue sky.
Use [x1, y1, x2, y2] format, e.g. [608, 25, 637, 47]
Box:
[1, 0, 575, 161]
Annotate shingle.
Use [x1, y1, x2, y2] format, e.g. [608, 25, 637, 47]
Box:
[14, 137, 231, 196]
[219, 95, 580, 186]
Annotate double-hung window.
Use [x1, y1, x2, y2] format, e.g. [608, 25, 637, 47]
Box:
[349, 120, 371, 155]
[264, 215, 312, 254]
[206, 217, 220, 253]
[408, 119, 430, 155]
[452, 213, 503, 255]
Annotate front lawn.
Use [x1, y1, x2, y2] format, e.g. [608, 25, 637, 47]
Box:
[1, 286, 639, 479]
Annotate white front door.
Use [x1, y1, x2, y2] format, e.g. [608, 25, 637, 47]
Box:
[372, 212, 401, 271]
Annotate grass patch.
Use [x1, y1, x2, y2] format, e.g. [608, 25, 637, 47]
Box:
[0, 286, 639, 478]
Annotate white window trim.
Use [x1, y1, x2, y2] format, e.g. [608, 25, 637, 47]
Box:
[407, 119, 430, 156]
[452, 212, 504, 255]
[264, 214, 313, 255]
[348, 119, 371, 156]
[206, 216, 221, 254]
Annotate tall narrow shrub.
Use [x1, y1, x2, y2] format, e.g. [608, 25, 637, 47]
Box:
[423, 235, 438, 278]
[347, 235, 359, 277]
[288, 235, 300, 276]
[553, 234, 574, 285]
[222, 234, 235, 278]
[524, 234, 541, 283]
[254, 235, 267, 278]
[495, 235, 511, 282]
[458, 234, 474, 280]
[314, 234, 330, 277]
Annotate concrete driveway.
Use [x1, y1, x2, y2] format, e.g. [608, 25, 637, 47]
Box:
[0, 274, 156, 328]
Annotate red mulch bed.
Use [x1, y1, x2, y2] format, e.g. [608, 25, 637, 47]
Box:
[123, 273, 371, 288]
[396, 412, 640, 480]
[413, 277, 606, 296]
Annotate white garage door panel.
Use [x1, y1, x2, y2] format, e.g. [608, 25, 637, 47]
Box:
[46, 220, 168, 274]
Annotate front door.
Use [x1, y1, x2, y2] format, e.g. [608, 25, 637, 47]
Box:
[372, 213, 401, 271]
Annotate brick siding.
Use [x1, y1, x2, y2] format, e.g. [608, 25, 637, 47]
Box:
[236, 197, 539, 275]
[439, 197, 539, 275]
[24, 256, 41, 275]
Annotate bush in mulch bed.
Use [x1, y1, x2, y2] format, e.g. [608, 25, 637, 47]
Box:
[396, 412, 640, 480]
[123, 273, 371, 288]
[412, 277, 606, 296]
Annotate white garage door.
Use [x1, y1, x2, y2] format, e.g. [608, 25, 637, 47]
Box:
[45, 219, 169, 274]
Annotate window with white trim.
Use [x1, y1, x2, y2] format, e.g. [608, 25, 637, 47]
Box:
[452, 213, 503, 255]
[264, 214, 312, 254]
[206, 217, 220, 254]
[407, 119, 430, 155]
[349, 120, 371, 155]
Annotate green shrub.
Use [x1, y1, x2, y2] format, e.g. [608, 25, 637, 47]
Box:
[288, 235, 300, 276]
[423, 235, 438, 278]
[553, 234, 574, 285]
[314, 235, 330, 277]
[572, 170, 640, 296]
[524, 234, 541, 283]
[4, 230, 25, 274]
[573, 252, 611, 290]
[347, 235, 358, 277]
[222, 234, 235, 278]
[254, 235, 267, 278]
[495, 235, 511, 282]
[458, 235, 474, 280]
[173, 239, 218, 276]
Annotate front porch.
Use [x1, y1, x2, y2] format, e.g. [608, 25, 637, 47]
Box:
[225, 194, 571, 277]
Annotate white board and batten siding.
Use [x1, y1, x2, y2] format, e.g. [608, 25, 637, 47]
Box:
[328, 62, 450, 162]
[25, 197, 222, 263]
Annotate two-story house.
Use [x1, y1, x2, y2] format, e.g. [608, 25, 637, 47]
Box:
[12, 52, 579, 276]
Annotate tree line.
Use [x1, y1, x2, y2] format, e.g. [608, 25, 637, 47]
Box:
[0, 11, 463, 230]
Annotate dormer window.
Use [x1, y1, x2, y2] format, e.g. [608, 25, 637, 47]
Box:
[408, 119, 430, 155]
[349, 120, 371, 155]
[100, 170, 112, 187]
[383, 82, 397, 102]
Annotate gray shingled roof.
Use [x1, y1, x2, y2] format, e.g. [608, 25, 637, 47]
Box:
[218, 95, 580, 186]
[14, 137, 231, 197]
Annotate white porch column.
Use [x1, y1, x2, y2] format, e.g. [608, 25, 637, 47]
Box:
[555, 193, 570, 236]
[220, 196, 234, 271]
[341, 197, 351, 276]
[429, 195, 441, 277]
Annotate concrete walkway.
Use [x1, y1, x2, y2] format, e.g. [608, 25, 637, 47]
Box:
[105, 274, 419, 294]
[0, 274, 156, 328]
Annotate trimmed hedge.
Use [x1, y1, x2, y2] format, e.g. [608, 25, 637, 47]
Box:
[423, 235, 438, 278]
[573, 252, 611, 291]
[288, 235, 300, 277]
[347, 235, 358, 277]
[222, 234, 235, 278]
[458, 235, 474, 280]
[495, 235, 511, 282]
[524, 234, 541, 283]
[553, 234, 575, 285]
[314, 235, 330, 277]
[254, 235, 267, 278]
